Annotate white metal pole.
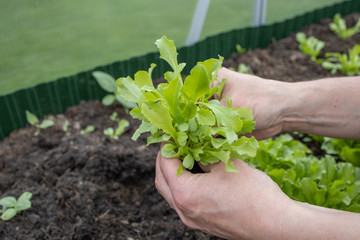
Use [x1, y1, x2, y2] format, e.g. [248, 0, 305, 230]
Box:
[186, 0, 211, 46]
[253, 0, 267, 27]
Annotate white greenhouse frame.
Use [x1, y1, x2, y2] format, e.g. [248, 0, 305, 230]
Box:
[186, 0, 267, 46]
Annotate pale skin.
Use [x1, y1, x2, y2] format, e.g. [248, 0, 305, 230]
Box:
[155, 68, 360, 239]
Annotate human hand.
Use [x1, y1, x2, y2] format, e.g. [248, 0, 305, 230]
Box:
[217, 68, 292, 140]
[155, 144, 292, 240]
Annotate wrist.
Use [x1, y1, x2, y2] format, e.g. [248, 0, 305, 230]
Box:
[279, 81, 311, 133]
[279, 200, 319, 239]
[262, 80, 300, 135]
[281, 200, 360, 240]
[242, 188, 297, 240]
[279, 80, 351, 137]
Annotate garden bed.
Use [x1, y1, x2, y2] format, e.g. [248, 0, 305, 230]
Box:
[0, 13, 359, 240]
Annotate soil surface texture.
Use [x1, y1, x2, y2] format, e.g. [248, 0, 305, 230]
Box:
[0, 13, 359, 240]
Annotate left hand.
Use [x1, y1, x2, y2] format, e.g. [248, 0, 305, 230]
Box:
[155, 144, 292, 240]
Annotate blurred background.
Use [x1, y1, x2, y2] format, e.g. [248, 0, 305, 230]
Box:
[0, 0, 343, 96]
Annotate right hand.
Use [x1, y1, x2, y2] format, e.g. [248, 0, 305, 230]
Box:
[217, 68, 290, 140]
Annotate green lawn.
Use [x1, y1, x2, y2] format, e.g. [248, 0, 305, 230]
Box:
[0, 0, 343, 95]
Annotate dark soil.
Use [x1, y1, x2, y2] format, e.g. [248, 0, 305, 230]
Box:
[0, 13, 359, 240]
[223, 13, 360, 82]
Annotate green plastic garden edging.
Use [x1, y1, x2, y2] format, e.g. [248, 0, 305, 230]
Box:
[0, 0, 359, 141]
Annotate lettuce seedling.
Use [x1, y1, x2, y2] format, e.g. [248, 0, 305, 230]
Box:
[92, 71, 137, 109]
[312, 136, 360, 167]
[80, 125, 95, 135]
[296, 32, 325, 62]
[109, 112, 120, 122]
[0, 192, 32, 221]
[63, 120, 69, 132]
[237, 63, 252, 74]
[104, 119, 129, 139]
[236, 44, 246, 54]
[26, 110, 54, 136]
[330, 14, 360, 39]
[229, 64, 252, 74]
[116, 36, 258, 175]
[322, 44, 360, 76]
[247, 134, 360, 212]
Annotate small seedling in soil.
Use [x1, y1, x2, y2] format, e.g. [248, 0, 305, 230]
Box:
[109, 112, 120, 122]
[116, 36, 258, 175]
[0, 192, 32, 221]
[103, 119, 129, 140]
[63, 120, 69, 132]
[322, 44, 360, 76]
[80, 125, 95, 135]
[236, 44, 246, 53]
[296, 32, 325, 62]
[229, 64, 252, 74]
[92, 71, 137, 109]
[26, 110, 54, 136]
[237, 63, 252, 74]
[330, 13, 360, 39]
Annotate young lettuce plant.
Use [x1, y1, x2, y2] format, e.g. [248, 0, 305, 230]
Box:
[26, 110, 54, 136]
[104, 119, 129, 140]
[229, 64, 252, 74]
[63, 120, 69, 132]
[92, 71, 137, 109]
[311, 136, 360, 167]
[237, 63, 252, 74]
[80, 125, 95, 135]
[236, 44, 246, 54]
[105, 112, 130, 139]
[109, 112, 120, 122]
[322, 44, 360, 76]
[296, 32, 325, 62]
[116, 36, 258, 175]
[247, 134, 360, 212]
[329, 14, 360, 39]
[0, 192, 32, 221]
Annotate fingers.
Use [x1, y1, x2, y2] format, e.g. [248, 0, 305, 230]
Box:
[217, 67, 229, 81]
[155, 150, 176, 208]
[155, 146, 200, 229]
[155, 145, 193, 206]
[158, 150, 193, 191]
[217, 67, 240, 83]
[211, 67, 228, 87]
[210, 67, 233, 100]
